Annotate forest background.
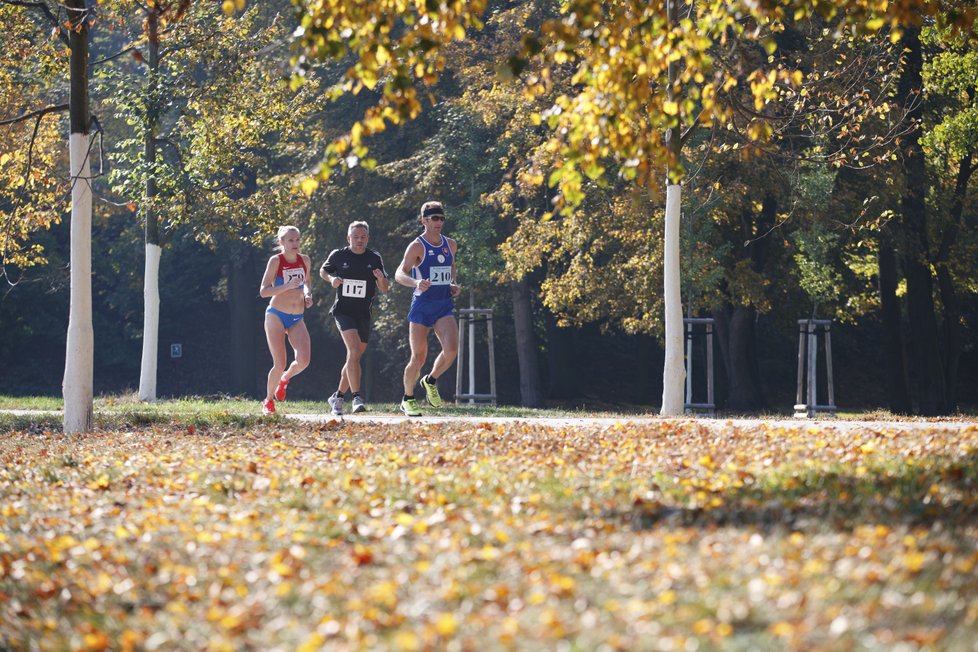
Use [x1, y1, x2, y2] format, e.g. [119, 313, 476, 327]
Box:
[1, 0, 976, 415]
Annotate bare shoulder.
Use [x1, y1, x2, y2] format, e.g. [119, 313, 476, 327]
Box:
[301, 253, 312, 267]
[447, 237, 458, 253]
[403, 238, 424, 260]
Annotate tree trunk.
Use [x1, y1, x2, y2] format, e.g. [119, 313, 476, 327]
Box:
[934, 266, 960, 412]
[660, 0, 686, 415]
[138, 244, 161, 400]
[510, 278, 543, 407]
[713, 305, 762, 412]
[897, 26, 946, 415]
[877, 230, 912, 414]
[661, 183, 686, 414]
[138, 8, 161, 401]
[544, 313, 575, 400]
[63, 0, 93, 434]
[933, 151, 972, 412]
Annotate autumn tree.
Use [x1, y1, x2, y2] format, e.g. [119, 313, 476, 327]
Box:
[0, 7, 64, 277]
[922, 21, 977, 412]
[93, 1, 321, 400]
[0, 0, 100, 431]
[288, 0, 978, 414]
[882, 16, 977, 414]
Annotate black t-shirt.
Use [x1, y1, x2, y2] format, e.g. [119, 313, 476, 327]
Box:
[321, 247, 387, 316]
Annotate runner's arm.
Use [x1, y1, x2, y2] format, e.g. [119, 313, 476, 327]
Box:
[259, 256, 297, 297]
[394, 240, 427, 290]
[448, 238, 461, 297]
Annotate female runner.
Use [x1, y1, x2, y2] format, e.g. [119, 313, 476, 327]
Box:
[259, 225, 313, 414]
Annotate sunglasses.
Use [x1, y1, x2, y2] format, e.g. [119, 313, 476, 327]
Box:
[426, 215, 445, 222]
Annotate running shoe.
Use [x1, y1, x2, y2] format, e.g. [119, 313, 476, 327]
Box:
[274, 376, 289, 401]
[262, 399, 276, 415]
[351, 396, 367, 414]
[400, 398, 422, 417]
[420, 375, 443, 407]
[328, 395, 344, 417]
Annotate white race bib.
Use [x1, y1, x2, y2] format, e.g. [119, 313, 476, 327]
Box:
[283, 267, 305, 286]
[429, 266, 452, 285]
[342, 278, 367, 298]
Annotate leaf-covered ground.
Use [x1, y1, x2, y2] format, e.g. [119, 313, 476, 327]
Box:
[2, 420, 977, 651]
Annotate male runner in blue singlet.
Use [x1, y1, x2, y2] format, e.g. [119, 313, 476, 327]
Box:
[393, 201, 461, 416]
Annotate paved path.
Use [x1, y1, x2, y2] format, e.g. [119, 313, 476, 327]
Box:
[287, 413, 978, 432]
[5, 409, 976, 432]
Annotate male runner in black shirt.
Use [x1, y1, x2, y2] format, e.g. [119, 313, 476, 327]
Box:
[320, 221, 390, 415]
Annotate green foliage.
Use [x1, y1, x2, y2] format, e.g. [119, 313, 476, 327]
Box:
[792, 221, 844, 314]
[95, 3, 322, 248]
[922, 22, 978, 159]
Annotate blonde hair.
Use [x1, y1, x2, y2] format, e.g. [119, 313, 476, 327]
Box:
[275, 225, 300, 251]
[347, 221, 369, 235]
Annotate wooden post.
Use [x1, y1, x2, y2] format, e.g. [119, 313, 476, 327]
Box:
[807, 322, 817, 417]
[455, 308, 497, 406]
[825, 323, 835, 411]
[794, 319, 837, 418]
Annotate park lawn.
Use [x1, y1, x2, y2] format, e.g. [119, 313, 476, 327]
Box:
[2, 419, 977, 651]
[0, 394, 642, 419]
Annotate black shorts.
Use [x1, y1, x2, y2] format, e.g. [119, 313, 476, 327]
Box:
[334, 312, 371, 343]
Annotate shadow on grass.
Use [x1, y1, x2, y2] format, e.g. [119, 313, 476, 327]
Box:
[0, 411, 283, 434]
[623, 452, 978, 532]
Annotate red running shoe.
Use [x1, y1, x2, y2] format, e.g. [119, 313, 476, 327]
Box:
[274, 376, 289, 401]
[262, 399, 276, 415]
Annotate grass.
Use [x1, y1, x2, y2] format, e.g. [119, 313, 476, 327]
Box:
[3, 393, 975, 424]
[2, 418, 977, 650]
[0, 393, 653, 435]
[0, 393, 657, 423]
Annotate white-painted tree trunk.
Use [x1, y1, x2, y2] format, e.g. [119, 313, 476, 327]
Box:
[63, 133, 94, 433]
[138, 243, 162, 401]
[660, 182, 686, 415]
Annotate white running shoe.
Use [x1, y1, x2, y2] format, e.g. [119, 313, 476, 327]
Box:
[328, 395, 344, 416]
[351, 396, 366, 413]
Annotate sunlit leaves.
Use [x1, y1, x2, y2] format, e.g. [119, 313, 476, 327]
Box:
[98, 3, 322, 247]
[0, 4, 68, 272]
[2, 420, 978, 648]
[288, 0, 977, 216]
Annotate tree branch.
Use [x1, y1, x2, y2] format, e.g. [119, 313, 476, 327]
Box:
[0, 103, 68, 126]
[92, 45, 139, 67]
[0, 0, 69, 45]
[159, 27, 220, 62]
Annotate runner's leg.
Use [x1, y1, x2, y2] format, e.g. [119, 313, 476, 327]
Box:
[429, 313, 459, 379]
[403, 322, 429, 395]
[282, 320, 311, 381]
[264, 312, 288, 402]
[340, 328, 365, 393]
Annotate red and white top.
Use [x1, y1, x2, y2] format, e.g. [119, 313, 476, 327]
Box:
[274, 253, 307, 289]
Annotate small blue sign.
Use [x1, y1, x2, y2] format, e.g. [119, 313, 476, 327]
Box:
[170, 343, 182, 359]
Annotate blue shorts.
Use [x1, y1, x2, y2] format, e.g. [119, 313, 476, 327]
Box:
[407, 297, 455, 327]
[266, 306, 304, 330]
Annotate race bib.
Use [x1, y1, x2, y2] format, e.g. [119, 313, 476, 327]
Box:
[283, 267, 305, 286]
[429, 266, 452, 285]
[342, 278, 367, 298]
